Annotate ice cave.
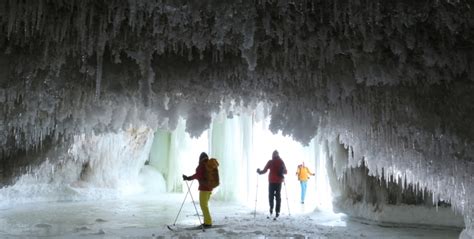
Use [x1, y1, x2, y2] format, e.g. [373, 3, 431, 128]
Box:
[0, 0, 473, 238]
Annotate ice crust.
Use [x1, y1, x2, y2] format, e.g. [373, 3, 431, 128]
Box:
[0, 128, 156, 207]
[0, 0, 472, 232]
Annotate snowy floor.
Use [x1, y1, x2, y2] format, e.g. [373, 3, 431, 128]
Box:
[0, 193, 461, 239]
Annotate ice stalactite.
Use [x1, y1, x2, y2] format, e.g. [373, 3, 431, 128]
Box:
[2, 0, 472, 150]
[240, 9, 258, 71]
[95, 17, 107, 99]
[126, 49, 155, 107]
[95, 52, 103, 99]
[323, 138, 465, 228]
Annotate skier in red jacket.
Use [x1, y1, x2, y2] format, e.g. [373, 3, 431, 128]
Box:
[183, 152, 216, 228]
[257, 150, 287, 218]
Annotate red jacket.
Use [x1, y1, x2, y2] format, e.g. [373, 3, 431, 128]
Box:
[190, 160, 213, 191]
[261, 157, 287, 183]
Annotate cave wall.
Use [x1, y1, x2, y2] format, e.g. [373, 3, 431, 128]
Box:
[324, 138, 465, 228]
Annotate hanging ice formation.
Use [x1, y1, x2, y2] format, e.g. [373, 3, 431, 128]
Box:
[0, 0, 472, 235]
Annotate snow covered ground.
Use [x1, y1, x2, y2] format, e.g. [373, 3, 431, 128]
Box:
[0, 193, 461, 239]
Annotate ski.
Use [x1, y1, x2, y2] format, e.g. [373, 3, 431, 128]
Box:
[166, 225, 179, 231]
[168, 225, 199, 232]
[167, 225, 203, 232]
[167, 224, 225, 232]
[185, 225, 207, 231]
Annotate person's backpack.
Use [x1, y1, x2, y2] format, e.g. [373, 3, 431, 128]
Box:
[205, 158, 220, 189]
[278, 161, 287, 179]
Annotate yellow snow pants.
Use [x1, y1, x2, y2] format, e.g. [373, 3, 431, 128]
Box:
[199, 191, 212, 225]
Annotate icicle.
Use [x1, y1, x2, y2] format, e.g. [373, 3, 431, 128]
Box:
[95, 53, 103, 99]
[95, 17, 106, 99]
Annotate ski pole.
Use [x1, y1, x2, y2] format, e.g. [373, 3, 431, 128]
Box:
[171, 180, 193, 226]
[284, 181, 291, 216]
[254, 174, 259, 219]
[185, 180, 205, 231]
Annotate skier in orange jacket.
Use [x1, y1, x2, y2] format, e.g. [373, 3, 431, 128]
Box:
[296, 161, 315, 204]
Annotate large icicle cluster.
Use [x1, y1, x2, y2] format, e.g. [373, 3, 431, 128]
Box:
[323, 138, 465, 227]
[0, 0, 473, 231]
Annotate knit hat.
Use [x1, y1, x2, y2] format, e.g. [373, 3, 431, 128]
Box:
[272, 150, 279, 158]
[199, 152, 209, 161]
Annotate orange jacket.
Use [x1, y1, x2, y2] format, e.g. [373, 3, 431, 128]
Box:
[296, 165, 313, 181]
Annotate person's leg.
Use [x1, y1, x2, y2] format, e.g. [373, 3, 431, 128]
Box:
[268, 184, 274, 215]
[205, 191, 213, 225]
[300, 181, 304, 203]
[275, 183, 282, 216]
[301, 181, 307, 203]
[199, 191, 212, 225]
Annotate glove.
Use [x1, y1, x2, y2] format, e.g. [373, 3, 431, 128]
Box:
[182, 174, 191, 181]
[256, 168, 261, 174]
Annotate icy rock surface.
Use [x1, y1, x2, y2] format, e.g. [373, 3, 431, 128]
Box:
[324, 139, 464, 227]
[0, 128, 155, 206]
[0, 0, 473, 229]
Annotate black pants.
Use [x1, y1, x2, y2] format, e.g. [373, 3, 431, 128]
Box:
[268, 183, 282, 214]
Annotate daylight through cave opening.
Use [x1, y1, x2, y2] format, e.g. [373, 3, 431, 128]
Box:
[147, 113, 334, 212]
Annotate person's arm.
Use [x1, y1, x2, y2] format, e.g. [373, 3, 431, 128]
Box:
[257, 160, 271, 174]
[307, 167, 315, 176]
[190, 164, 205, 180]
[183, 164, 204, 180]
